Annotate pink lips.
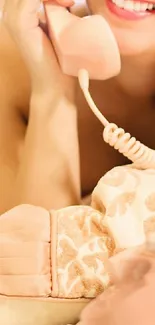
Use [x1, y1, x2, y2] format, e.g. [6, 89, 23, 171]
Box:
[107, 0, 153, 20]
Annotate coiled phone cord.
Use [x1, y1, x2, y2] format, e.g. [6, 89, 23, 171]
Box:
[78, 69, 155, 170]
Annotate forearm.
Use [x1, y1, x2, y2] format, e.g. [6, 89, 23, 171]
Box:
[12, 95, 80, 209]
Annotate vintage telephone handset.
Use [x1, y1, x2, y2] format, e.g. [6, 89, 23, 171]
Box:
[45, 2, 155, 170]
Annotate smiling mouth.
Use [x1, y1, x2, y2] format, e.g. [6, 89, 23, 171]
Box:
[107, 0, 155, 20]
[111, 0, 155, 12]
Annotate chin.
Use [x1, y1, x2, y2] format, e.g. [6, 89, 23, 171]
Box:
[109, 28, 155, 56]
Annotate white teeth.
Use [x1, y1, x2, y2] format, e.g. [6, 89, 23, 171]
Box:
[111, 0, 155, 12]
[116, 0, 124, 7]
[140, 3, 149, 10]
[148, 3, 154, 9]
[134, 2, 141, 10]
[124, 1, 135, 10]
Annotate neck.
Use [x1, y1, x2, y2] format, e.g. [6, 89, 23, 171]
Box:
[116, 53, 155, 97]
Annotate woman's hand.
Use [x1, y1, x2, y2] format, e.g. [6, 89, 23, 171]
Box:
[3, 0, 75, 97]
[78, 245, 155, 325]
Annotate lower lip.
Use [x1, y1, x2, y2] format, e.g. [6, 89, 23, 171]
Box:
[106, 0, 152, 20]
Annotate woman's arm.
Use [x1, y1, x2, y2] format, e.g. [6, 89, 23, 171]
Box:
[12, 94, 80, 209]
[1, 0, 81, 210]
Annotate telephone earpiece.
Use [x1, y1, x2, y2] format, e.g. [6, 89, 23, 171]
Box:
[44, 3, 121, 80]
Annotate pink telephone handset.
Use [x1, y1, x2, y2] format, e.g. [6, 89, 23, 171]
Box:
[45, 3, 155, 170]
[44, 3, 121, 80]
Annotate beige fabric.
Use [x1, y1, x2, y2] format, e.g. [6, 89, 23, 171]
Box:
[52, 206, 115, 298]
[1, 164, 155, 324]
[92, 165, 155, 249]
[0, 205, 115, 324]
[0, 205, 115, 299]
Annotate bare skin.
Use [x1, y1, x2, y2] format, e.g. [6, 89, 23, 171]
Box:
[1, 0, 155, 214]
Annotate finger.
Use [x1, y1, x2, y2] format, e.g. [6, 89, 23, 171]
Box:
[4, 0, 62, 92]
[4, 0, 40, 34]
[38, 0, 75, 37]
[56, 0, 74, 5]
[43, 0, 75, 6]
